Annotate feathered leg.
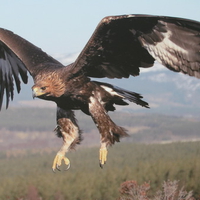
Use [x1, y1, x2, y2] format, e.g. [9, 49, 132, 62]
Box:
[89, 96, 128, 168]
[52, 107, 82, 172]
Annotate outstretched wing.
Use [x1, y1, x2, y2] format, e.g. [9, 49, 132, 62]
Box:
[0, 28, 62, 109]
[72, 14, 200, 79]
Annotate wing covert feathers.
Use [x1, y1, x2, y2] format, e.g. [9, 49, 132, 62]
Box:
[73, 15, 200, 79]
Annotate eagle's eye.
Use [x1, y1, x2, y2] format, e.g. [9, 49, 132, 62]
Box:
[41, 86, 47, 90]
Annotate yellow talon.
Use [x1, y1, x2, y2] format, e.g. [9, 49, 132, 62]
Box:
[52, 153, 70, 172]
[99, 148, 108, 168]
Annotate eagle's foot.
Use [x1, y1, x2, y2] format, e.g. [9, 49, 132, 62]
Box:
[99, 147, 108, 168]
[52, 153, 70, 172]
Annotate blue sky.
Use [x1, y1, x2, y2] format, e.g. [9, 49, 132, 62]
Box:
[1, 0, 200, 57]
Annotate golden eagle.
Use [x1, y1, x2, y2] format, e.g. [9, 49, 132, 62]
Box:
[0, 15, 200, 171]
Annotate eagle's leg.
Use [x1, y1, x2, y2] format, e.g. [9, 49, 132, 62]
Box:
[52, 107, 82, 172]
[89, 97, 128, 168]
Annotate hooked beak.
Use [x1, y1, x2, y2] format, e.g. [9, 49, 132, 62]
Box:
[32, 88, 38, 99]
[32, 91, 37, 99]
[32, 87, 43, 99]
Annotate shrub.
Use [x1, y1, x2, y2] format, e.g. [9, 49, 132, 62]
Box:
[118, 180, 195, 200]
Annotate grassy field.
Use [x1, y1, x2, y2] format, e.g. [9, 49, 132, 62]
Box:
[0, 141, 199, 199]
[0, 108, 199, 199]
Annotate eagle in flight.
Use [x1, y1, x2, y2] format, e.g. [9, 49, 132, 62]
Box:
[0, 15, 200, 171]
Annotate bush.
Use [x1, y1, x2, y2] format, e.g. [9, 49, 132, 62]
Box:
[118, 180, 195, 200]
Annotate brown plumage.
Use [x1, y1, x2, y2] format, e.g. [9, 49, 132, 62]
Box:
[0, 14, 200, 170]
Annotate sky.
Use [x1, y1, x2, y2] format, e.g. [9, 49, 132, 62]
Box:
[1, 0, 200, 58]
[0, 0, 200, 110]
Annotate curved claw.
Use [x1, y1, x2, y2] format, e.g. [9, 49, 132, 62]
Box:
[52, 168, 58, 173]
[52, 154, 70, 172]
[64, 162, 71, 171]
[56, 164, 61, 171]
[63, 156, 70, 171]
[99, 161, 106, 169]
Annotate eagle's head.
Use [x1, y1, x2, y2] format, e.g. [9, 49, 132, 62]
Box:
[32, 72, 66, 100]
[32, 84, 51, 99]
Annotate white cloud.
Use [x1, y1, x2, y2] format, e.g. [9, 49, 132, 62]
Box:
[140, 62, 166, 73]
[174, 73, 200, 92]
[147, 73, 169, 82]
[52, 52, 80, 65]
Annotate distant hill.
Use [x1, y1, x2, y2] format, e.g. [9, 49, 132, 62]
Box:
[0, 108, 199, 151]
[7, 54, 200, 118]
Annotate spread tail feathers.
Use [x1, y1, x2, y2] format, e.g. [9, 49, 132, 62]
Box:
[94, 81, 149, 108]
[112, 85, 149, 108]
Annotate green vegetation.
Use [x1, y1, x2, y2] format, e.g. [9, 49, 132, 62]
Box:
[0, 108, 199, 199]
[0, 141, 200, 199]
